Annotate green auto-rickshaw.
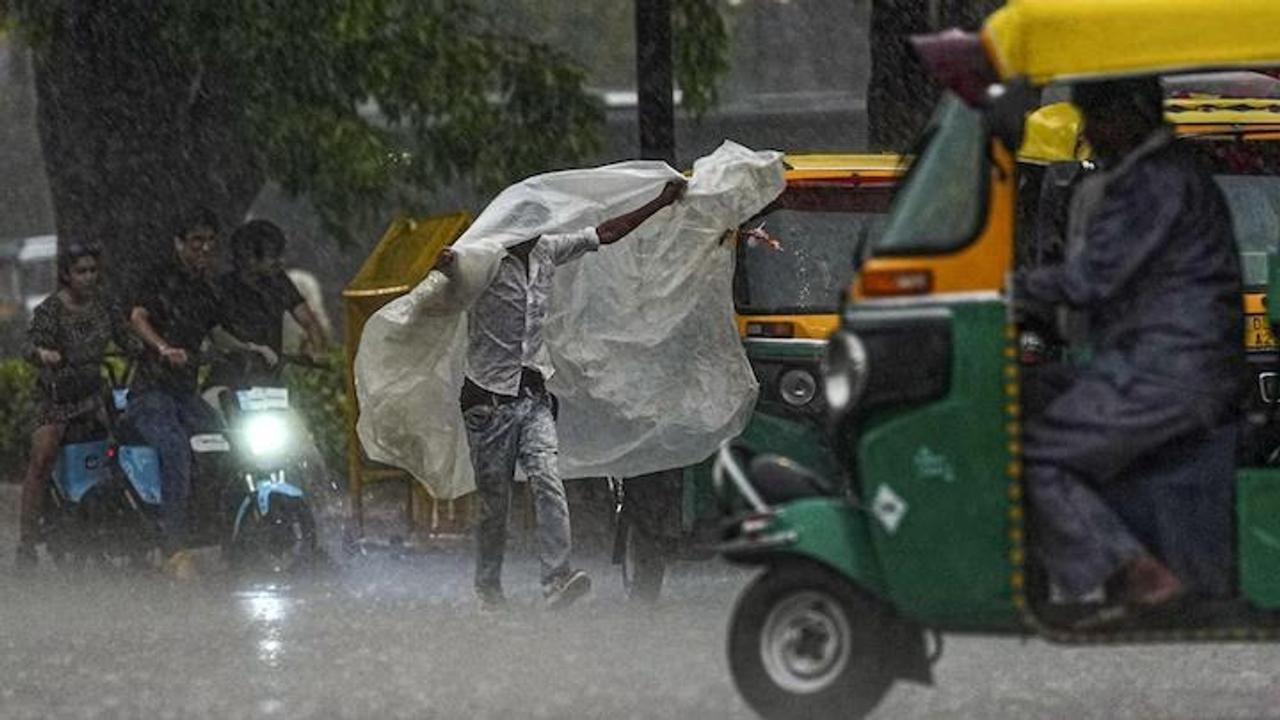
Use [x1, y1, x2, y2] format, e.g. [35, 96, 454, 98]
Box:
[712, 1, 1280, 718]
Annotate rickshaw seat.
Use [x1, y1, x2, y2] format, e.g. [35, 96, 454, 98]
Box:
[748, 454, 836, 504]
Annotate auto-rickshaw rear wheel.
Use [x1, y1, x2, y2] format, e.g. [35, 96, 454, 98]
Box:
[729, 558, 892, 720]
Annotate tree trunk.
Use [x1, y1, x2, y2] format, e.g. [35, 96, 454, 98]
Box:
[635, 0, 676, 166]
[868, 0, 1001, 151]
[29, 3, 261, 297]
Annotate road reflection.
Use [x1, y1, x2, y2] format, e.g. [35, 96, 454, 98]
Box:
[236, 584, 292, 669]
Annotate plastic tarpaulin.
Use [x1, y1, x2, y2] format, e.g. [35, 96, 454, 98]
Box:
[355, 141, 784, 499]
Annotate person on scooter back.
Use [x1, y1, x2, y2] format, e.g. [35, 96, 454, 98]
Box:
[15, 241, 136, 572]
[126, 207, 277, 580]
[206, 219, 329, 394]
[1015, 77, 1245, 617]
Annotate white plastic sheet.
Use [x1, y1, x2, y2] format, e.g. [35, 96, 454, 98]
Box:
[355, 141, 784, 499]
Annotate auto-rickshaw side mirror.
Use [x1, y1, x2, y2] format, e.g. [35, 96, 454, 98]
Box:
[986, 77, 1039, 153]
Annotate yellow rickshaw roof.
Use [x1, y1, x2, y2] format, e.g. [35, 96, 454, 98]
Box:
[983, 0, 1280, 85]
[783, 153, 905, 182]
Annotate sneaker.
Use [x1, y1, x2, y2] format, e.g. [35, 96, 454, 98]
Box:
[162, 550, 200, 582]
[544, 569, 591, 610]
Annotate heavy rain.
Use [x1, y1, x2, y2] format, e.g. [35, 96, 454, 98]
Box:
[6, 2, 1280, 719]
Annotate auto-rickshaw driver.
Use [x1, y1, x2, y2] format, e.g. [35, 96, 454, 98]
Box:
[1015, 77, 1245, 619]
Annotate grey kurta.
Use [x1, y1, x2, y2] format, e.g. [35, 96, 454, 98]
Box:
[1016, 130, 1244, 599]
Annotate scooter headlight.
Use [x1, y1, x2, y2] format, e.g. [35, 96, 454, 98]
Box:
[244, 413, 290, 458]
[822, 330, 869, 419]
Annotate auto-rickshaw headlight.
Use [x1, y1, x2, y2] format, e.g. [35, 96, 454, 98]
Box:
[778, 369, 817, 407]
[822, 331, 869, 416]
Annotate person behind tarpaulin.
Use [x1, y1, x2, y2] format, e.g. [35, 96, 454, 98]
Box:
[1014, 76, 1245, 616]
[433, 179, 686, 610]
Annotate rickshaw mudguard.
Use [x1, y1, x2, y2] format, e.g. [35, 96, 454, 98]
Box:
[759, 497, 890, 599]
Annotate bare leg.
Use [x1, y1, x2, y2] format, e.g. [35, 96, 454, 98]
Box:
[19, 423, 65, 549]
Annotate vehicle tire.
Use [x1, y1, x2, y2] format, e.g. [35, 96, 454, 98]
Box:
[621, 522, 666, 602]
[231, 496, 318, 575]
[728, 559, 893, 720]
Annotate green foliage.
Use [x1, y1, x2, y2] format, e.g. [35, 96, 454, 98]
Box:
[673, 0, 730, 118]
[5, 0, 611, 243]
[283, 350, 350, 482]
[0, 358, 37, 481]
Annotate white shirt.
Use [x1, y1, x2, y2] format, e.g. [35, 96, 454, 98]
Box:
[465, 228, 600, 395]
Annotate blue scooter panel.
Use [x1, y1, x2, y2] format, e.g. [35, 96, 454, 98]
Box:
[118, 445, 163, 505]
[54, 441, 112, 503]
[258, 480, 304, 516]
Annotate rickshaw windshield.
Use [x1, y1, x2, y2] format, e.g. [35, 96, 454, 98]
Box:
[736, 209, 889, 314]
[874, 95, 988, 256]
[1218, 175, 1280, 286]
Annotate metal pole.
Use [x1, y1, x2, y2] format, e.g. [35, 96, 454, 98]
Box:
[635, 0, 676, 165]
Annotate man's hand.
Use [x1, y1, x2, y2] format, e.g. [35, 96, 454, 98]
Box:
[35, 348, 63, 366]
[300, 337, 329, 363]
[250, 343, 280, 368]
[659, 179, 687, 206]
[159, 345, 188, 367]
[434, 248, 457, 274]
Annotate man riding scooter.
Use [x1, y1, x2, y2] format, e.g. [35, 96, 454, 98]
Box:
[127, 207, 277, 580]
[1016, 78, 1245, 618]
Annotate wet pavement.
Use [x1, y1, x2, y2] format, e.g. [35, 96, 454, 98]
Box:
[6, 484, 1280, 719]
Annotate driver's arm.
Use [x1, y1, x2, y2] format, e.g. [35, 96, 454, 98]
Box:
[1015, 171, 1182, 307]
[289, 303, 329, 356]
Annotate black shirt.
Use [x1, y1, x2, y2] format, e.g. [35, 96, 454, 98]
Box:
[131, 259, 227, 395]
[207, 269, 305, 387]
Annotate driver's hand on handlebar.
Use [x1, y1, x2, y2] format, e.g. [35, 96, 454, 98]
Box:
[159, 345, 188, 367]
[250, 343, 280, 368]
[35, 348, 63, 367]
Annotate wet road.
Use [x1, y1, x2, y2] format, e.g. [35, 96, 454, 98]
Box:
[5, 485, 1280, 720]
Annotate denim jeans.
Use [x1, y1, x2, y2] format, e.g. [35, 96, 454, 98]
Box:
[126, 390, 221, 553]
[464, 387, 572, 594]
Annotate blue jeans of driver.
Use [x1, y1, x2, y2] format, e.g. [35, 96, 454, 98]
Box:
[127, 390, 221, 554]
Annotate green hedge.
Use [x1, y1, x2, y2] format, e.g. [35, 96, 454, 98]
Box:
[282, 350, 351, 483]
[0, 359, 38, 481]
[0, 352, 351, 485]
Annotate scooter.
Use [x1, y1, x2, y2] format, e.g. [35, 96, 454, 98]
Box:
[42, 351, 322, 573]
[205, 349, 326, 573]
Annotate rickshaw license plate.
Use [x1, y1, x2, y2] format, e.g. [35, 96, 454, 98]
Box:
[1247, 314, 1278, 351]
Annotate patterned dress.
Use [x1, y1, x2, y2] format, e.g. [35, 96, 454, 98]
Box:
[25, 293, 135, 428]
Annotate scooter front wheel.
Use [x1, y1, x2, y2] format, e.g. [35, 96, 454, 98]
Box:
[728, 559, 892, 720]
[228, 496, 318, 575]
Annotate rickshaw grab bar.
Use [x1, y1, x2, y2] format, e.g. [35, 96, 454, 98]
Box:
[713, 439, 770, 514]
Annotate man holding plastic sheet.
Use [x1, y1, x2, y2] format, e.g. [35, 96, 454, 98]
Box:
[433, 179, 686, 610]
[1015, 77, 1245, 618]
